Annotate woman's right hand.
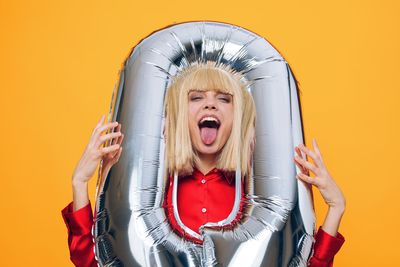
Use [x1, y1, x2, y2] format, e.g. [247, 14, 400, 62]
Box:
[71, 115, 123, 211]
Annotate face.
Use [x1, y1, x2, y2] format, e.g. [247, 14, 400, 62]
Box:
[188, 90, 234, 157]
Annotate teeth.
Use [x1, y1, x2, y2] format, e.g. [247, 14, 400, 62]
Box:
[200, 117, 219, 123]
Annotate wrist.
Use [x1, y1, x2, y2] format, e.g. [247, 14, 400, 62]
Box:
[72, 179, 88, 190]
[324, 206, 344, 231]
[321, 206, 345, 237]
[329, 202, 346, 215]
[72, 179, 89, 212]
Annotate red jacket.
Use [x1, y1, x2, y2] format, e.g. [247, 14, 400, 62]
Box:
[62, 168, 344, 267]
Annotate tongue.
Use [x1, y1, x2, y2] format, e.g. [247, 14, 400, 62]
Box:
[200, 127, 218, 145]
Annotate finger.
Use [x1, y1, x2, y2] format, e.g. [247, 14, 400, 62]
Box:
[107, 146, 123, 165]
[91, 114, 105, 135]
[111, 124, 122, 146]
[116, 133, 124, 145]
[112, 146, 123, 162]
[298, 143, 322, 167]
[298, 143, 317, 160]
[294, 151, 307, 170]
[97, 114, 105, 126]
[294, 160, 309, 175]
[98, 121, 119, 133]
[100, 144, 120, 155]
[97, 131, 122, 148]
[296, 172, 319, 186]
[108, 145, 121, 159]
[295, 146, 305, 159]
[294, 156, 319, 174]
[312, 138, 323, 158]
[109, 133, 123, 158]
[93, 121, 119, 139]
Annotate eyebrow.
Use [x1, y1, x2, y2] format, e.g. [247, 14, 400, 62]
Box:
[188, 89, 232, 95]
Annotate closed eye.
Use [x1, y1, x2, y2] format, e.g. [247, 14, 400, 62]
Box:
[218, 94, 232, 103]
[190, 96, 203, 101]
[189, 91, 204, 101]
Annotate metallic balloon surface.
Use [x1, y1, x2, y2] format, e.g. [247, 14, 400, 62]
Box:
[94, 21, 316, 267]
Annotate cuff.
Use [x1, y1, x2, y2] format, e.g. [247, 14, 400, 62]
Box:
[312, 226, 345, 261]
[61, 201, 93, 236]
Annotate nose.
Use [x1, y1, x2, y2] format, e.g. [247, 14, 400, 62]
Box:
[204, 104, 216, 110]
[203, 95, 217, 110]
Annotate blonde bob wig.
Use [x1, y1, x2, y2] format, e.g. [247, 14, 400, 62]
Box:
[164, 61, 256, 177]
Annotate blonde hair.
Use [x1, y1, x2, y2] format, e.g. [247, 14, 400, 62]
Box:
[164, 61, 256, 177]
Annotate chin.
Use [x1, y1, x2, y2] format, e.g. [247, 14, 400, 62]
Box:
[194, 141, 222, 156]
[197, 147, 220, 155]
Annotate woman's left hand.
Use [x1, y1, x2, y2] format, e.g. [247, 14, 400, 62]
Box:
[294, 138, 345, 211]
[294, 138, 345, 237]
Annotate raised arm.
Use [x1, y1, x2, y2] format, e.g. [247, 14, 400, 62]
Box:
[71, 115, 123, 211]
[62, 114, 124, 267]
[294, 138, 346, 266]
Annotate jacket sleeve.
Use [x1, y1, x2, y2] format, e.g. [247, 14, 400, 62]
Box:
[308, 227, 345, 267]
[61, 202, 97, 267]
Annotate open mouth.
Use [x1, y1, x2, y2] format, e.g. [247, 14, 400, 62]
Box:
[198, 117, 220, 145]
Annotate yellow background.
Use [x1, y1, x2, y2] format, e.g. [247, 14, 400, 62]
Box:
[1, 0, 399, 266]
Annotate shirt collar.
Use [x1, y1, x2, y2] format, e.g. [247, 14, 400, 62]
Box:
[180, 167, 235, 184]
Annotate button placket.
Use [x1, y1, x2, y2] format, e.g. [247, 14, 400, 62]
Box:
[204, 175, 208, 221]
[201, 174, 207, 222]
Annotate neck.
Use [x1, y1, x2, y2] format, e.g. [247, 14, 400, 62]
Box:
[196, 153, 218, 175]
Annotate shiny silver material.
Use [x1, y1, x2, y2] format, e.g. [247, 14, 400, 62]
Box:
[94, 21, 315, 267]
[172, 161, 242, 241]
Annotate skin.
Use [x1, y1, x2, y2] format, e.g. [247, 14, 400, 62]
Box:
[294, 139, 346, 236]
[188, 90, 234, 174]
[71, 115, 123, 211]
[72, 91, 345, 237]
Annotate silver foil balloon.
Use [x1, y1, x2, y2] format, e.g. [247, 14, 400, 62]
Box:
[94, 21, 316, 267]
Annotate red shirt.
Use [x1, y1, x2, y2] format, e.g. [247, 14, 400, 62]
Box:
[164, 168, 245, 243]
[62, 168, 344, 267]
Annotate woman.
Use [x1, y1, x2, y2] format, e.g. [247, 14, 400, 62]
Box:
[62, 62, 345, 267]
